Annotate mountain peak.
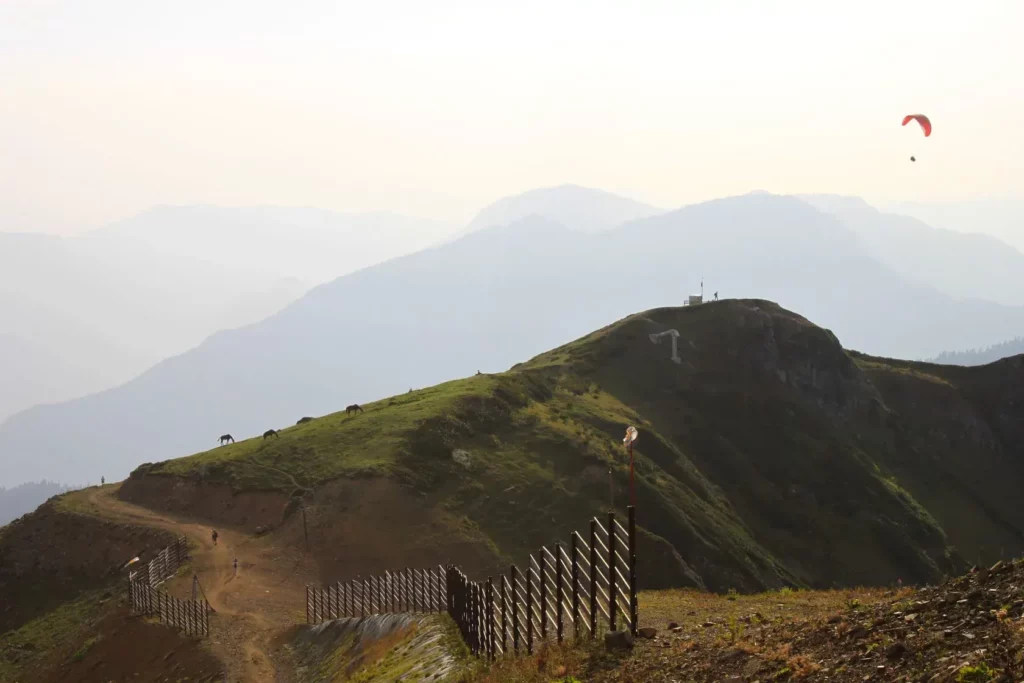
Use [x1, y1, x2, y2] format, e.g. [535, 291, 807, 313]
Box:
[461, 185, 663, 237]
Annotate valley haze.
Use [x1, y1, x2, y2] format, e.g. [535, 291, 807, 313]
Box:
[2, 187, 1024, 497]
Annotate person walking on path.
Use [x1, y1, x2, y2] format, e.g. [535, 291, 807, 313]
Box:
[212, 529, 219, 545]
[233, 558, 238, 575]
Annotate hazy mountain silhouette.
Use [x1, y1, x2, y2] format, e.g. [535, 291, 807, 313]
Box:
[0, 230, 304, 422]
[451, 184, 663, 240]
[0, 333, 114, 425]
[0, 480, 78, 527]
[3, 191, 1024, 487]
[886, 198, 1024, 253]
[801, 194, 1024, 306]
[0, 206, 449, 421]
[931, 337, 1024, 366]
[95, 205, 457, 285]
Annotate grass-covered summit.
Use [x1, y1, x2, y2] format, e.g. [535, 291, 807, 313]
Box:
[124, 299, 1024, 592]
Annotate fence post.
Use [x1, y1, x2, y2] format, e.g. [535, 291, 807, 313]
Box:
[526, 557, 534, 654]
[478, 582, 485, 656]
[371, 575, 376, 615]
[571, 533, 580, 639]
[555, 542, 564, 643]
[467, 577, 475, 654]
[486, 577, 495, 661]
[539, 549, 548, 640]
[500, 574, 507, 654]
[589, 519, 598, 637]
[608, 511, 617, 632]
[361, 576, 367, 617]
[511, 565, 520, 652]
[628, 505, 638, 635]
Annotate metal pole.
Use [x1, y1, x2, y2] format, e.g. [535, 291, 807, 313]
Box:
[555, 542, 564, 643]
[608, 511, 617, 632]
[589, 520, 597, 637]
[571, 533, 580, 639]
[628, 442, 636, 508]
[526, 558, 534, 654]
[539, 548, 547, 640]
[486, 577, 495, 661]
[500, 573, 507, 653]
[511, 565, 520, 652]
[628, 505, 638, 635]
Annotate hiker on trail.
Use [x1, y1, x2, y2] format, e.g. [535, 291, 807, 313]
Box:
[101, 476, 105, 485]
[212, 529, 218, 545]
[233, 558, 238, 575]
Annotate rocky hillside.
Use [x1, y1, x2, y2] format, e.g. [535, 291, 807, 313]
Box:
[473, 558, 1024, 683]
[117, 300, 1024, 594]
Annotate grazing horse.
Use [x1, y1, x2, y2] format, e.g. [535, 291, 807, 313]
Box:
[263, 429, 279, 440]
[345, 404, 364, 415]
[296, 417, 314, 425]
[218, 434, 234, 445]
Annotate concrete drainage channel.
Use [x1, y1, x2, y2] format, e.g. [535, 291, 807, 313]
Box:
[289, 613, 466, 682]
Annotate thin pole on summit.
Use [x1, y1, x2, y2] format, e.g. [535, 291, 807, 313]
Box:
[623, 426, 638, 508]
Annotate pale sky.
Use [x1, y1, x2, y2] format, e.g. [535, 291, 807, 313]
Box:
[1, 0, 1022, 233]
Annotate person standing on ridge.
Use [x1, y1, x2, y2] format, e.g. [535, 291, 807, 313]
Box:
[211, 529, 218, 545]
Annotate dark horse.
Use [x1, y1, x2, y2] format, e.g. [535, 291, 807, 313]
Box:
[218, 434, 234, 445]
[263, 429, 279, 440]
[296, 417, 314, 425]
[345, 404, 364, 415]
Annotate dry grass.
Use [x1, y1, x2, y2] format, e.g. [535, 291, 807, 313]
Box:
[458, 585, 914, 683]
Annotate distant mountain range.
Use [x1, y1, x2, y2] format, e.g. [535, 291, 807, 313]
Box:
[94, 205, 456, 285]
[0, 208, 459, 423]
[0, 230, 304, 423]
[450, 184, 662, 240]
[0, 481, 79, 527]
[931, 337, 1024, 366]
[887, 198, 1024, 254]
[801, 195, 1024, 307]
[3, 189, 1024, 488]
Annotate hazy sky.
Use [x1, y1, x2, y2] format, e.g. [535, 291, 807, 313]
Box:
[2, 0, 1022, 233]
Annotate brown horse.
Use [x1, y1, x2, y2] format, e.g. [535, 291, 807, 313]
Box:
[345, 404, 364, 415]
[263, 429, 279, 440]
[218, 434, 234, 445]
[296, 417, 314, 425]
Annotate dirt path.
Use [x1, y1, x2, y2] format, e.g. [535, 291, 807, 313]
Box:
[76, 485, 314, 683]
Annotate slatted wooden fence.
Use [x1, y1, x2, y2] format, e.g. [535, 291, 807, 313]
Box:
[128, 579, 210, 637]
[130, 536, 189, 588]
[306, 565, 448, 622]
[127, 537, 210, 638]
[305, 507, 637, 659]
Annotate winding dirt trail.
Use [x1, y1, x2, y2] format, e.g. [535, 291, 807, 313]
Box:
[75, 485, 314, 682]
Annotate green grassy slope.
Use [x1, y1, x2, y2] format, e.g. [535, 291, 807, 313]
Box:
[126, 300, 1024, 592]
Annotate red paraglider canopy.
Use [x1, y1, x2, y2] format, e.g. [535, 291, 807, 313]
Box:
[902, 114, 932, 137]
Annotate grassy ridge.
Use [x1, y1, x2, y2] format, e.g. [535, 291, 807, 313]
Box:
[126, 300, 1024, 592]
